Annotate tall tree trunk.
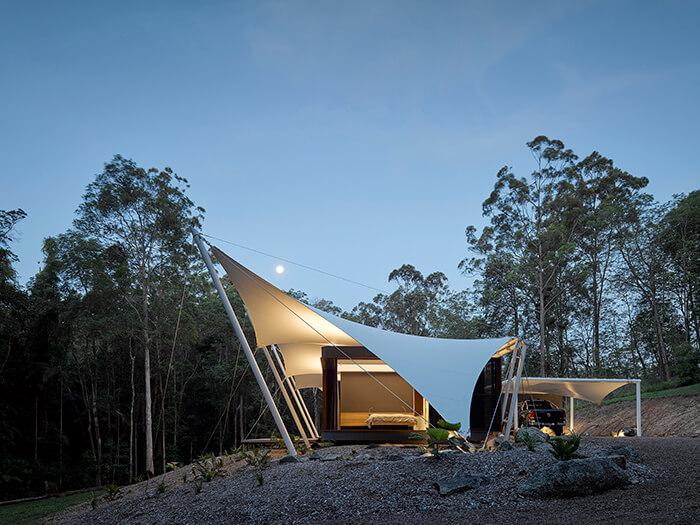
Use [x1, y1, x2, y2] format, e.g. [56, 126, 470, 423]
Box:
[59, 374, 63, 489]
[91, 377, 103, 486]
[129, 342, 135, 484]
[688, 281, 700, 350]
[538, 270, 547, 376]
[650, 298, 671, 381]
[142, 271, 154, 476]
[591, 259, 601, 372]
[34, 393, 39, 463]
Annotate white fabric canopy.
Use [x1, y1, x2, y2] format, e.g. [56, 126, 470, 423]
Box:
[292, 373, 323, 389]
[212, 245, 515, 434]
[506, 377, 638, 405]
[277, 344, 324, 378]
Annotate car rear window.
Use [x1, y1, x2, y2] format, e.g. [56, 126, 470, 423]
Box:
[526, 400, 556, 409]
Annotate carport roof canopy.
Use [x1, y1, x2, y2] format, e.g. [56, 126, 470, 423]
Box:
[210, 245, 516, 433]
[507, 377, 640, 405]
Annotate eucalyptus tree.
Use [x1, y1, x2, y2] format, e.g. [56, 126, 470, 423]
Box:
[0, 208, 27, 377]
[0, 208, 27, 286]
[72, 155, 203, 475]
[565, 152, 648, 372]
[661, 191, 700, 349]
[615, 204, 674, 380]
[463, 136, 578, 375]
[344, 264, 450, 336]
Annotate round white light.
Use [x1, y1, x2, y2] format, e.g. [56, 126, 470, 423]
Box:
[275, 264, 285, 274]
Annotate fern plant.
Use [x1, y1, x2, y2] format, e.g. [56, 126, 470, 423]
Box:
[548, 433, 581, 460]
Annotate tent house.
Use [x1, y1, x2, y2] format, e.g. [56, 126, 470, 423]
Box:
[193, 234, 640, 455]
[194, 238, 521, 449]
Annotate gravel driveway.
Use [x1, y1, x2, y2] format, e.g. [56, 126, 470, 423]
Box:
[49, 437, 697, 525]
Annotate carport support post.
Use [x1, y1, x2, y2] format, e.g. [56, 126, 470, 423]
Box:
[569, 396, 574, 432]
[635, 380, 642, 437]
[193, 231, 297, 457]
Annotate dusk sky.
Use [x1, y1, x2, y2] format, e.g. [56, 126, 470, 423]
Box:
[2, 0, 698, 309]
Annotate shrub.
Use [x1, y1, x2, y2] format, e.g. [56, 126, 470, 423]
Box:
[190, 454, 225, 483]
[420, 419, 462, 457]
[672, 343, 700, 386]
[236, 448, 271, 486]
[187, 453, 226, 493]
[103, 484, 122, 501]
[548, 433, 581, 461]
[519, 431, 539, 452]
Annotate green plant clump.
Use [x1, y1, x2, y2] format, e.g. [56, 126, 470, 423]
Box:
[187, 453, 226, 493]
[422, 419, 462, 457]
[236, 448, 271, 486]
[548, 433, 581, 461]
[519, 432, 540, 452]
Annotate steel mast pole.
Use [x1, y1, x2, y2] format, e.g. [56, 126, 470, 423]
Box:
[192, 230, 297, 456]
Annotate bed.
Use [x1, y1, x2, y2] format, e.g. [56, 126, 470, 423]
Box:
[365, 412, 417, 429]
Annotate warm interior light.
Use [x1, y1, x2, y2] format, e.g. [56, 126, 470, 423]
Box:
[275, 264, 285, 274]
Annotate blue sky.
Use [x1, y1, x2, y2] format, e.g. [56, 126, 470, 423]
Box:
[2, 0, 698, 309]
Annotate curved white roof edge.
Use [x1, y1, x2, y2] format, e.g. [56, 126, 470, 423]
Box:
[211, 245, 516, 434]
[506, 376, 640, 405]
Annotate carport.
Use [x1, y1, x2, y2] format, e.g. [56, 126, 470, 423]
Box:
[502, 377, 642, 436]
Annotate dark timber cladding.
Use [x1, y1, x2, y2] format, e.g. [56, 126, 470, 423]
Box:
[321, 355, 338, 431]
[321, 346, 378, 359]
[469, 358, 502, 441]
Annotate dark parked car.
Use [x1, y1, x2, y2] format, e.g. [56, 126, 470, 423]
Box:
[518, 399, 566, 435]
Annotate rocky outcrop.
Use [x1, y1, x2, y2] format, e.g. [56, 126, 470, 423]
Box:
[518, 456, 628, 498]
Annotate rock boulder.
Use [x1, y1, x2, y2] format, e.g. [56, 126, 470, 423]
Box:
[435, 473, 491, 496]
[516, 427, 549, 444]
[518, 456, 629, 498]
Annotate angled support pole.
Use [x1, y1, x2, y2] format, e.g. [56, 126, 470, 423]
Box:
[504, 342, 526, 438]
[193, 231, 296, 456]
[500, 343, 518, 426]
[272, 346, 318, 439]
[262, 346, 310, 448]
[290, 376, 319, 439]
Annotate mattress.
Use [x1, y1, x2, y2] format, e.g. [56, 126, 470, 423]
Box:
[366, 413, 417, 428]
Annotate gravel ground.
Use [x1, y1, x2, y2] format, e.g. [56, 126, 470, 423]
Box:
[48, 437, 698, 525]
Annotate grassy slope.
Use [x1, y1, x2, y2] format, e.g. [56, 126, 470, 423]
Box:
[0, 491, 103, 525]
[604, 382, 700, 404]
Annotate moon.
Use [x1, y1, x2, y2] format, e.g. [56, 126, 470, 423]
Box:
[275, 264, 285, 274]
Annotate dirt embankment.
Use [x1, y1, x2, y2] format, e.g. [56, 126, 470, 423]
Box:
[574, 394, 700, 437]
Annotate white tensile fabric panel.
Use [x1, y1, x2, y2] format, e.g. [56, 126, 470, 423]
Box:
[510, 377, 635, 404]
[292, 373, 323, 389]
[310, 307, 512, 434]
[212, 245, 513, 434]
[211, 246, 360, 347]
[277, 344, 323, 377]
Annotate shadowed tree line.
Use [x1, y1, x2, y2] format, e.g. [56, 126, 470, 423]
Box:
[1, 138, 698, 498]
